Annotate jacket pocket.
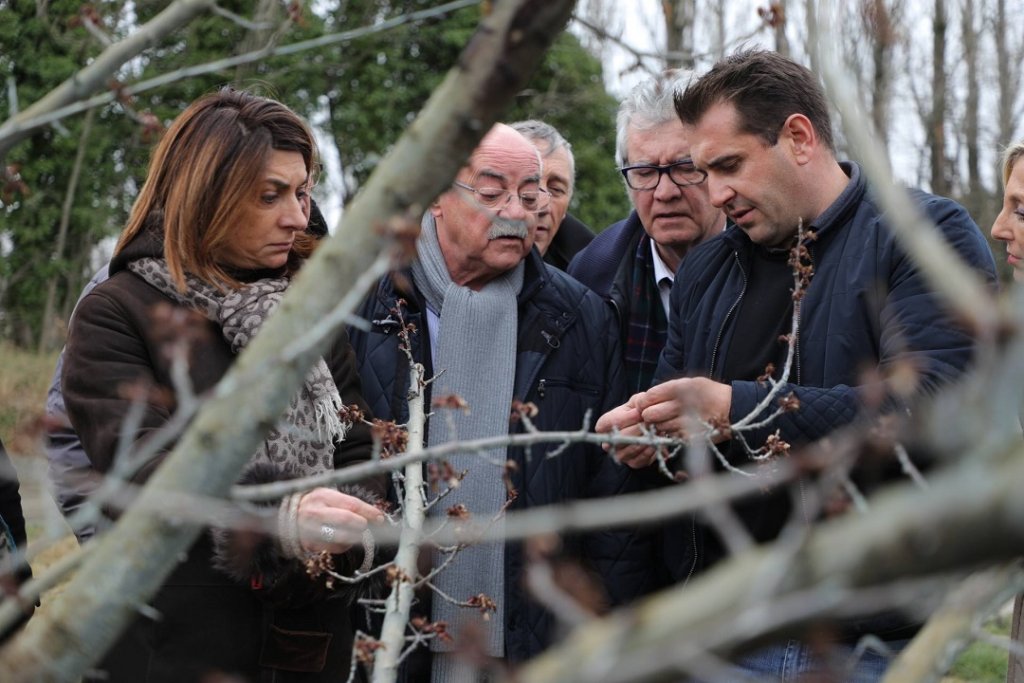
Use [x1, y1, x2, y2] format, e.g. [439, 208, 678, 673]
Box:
[535, 378, 601, 400]
[259, 624, 333, 673]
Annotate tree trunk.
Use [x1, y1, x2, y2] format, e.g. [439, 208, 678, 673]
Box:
[662, 0, 696, 69]
[805, 0, 819, 73]
[38, 107, 94, 353]
[862, 0, 898, 154]
[0, 1, 576, 679]
[773, 0, 791, 57]
[233, 0, 281, 81]
[927, 0, 949, 196]
[993, 0, 1023, 148]
[959, 0, 987, 225]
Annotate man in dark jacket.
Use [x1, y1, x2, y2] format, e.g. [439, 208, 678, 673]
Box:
[568, 70, 724, 396]
[597, 50, 998, 680]
[348, 124, 654, 680]
[509, 120, 594, 271]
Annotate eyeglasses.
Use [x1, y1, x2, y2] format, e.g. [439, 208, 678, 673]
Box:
[619, 160, 707, 191]
[452, 180, 550, 213]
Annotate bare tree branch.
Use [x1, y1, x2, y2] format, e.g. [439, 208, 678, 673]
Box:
[0, 0, 480, 160]
[882, 563, 1024, 683]
[0, 0, 216, 163]
[0, 0, 576, 679]
[372, 361, 428, 683]
[514, 440, 1024, 683]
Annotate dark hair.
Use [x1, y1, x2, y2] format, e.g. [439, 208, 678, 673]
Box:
[675, 50, 835, 152]
[115, 88, 319, 291]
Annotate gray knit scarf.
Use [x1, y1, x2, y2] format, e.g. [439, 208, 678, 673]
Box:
[411, 213, 523, 672]
[128, 257, 347, 481]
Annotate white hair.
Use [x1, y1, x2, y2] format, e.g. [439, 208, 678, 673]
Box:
[615, 69, 696, 167]
[509, 119, 576, 188]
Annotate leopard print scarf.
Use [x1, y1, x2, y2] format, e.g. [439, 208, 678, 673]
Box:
[128, 257, 347, 480]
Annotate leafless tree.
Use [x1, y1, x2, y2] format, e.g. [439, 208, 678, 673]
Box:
[4, 3, 1024, 682]
[858, 0, 904, 156]
[958, 0, 987, 224]
[927, 0, 950, 196]
[662, 0, 697, 69]
[992, 0, 1024, 148]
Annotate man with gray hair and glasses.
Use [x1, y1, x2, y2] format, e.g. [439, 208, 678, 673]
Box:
[510, 119, 594, 270]
[569, 70, 725, 397]
[348, 123, 657, 680]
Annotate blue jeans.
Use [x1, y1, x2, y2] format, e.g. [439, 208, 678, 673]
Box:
[735, 638, 910, 682]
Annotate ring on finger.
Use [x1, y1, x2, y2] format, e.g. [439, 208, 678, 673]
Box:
[319, 524, 335, 543]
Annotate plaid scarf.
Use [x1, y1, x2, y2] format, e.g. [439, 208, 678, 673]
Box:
[624, 234, 669, 394]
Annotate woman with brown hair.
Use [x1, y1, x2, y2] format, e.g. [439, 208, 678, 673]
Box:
[62, 88, 384, 682]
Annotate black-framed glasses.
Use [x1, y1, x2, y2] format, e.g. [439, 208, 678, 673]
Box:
[619, 160, 707, 191]
[452, 180, 550, 213]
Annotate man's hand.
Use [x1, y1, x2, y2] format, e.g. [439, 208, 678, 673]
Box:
[595, 394, 658, 469]
[637, 377, 732, 442]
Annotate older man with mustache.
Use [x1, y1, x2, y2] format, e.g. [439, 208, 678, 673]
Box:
[348, 123, 657, 681]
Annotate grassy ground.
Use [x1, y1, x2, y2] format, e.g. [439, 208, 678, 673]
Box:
[0, 342, 78, 625]
[0, 342, 59, 456]
[0, 345, 1017, 679]
[945, 609, 1013, 682]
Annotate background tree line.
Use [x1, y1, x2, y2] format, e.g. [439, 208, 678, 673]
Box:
[581, 0, 1024, 271]
[0, 0, 628, 350]
[1, 1, 1024, 681]
[6, 0, 1023, 353]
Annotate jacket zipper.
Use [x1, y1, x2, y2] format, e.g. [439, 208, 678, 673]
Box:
[709, 251, 748, 378]
[796, 244, 808, 524]
[683, 252, 749, 584]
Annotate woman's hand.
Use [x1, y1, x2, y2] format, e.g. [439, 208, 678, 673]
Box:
[296, 487, 384, 555]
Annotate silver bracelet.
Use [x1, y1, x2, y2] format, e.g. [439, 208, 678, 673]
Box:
[277, 493, 306, 559]
[358, 528, 375, 573]
[277, 495, 292, 555]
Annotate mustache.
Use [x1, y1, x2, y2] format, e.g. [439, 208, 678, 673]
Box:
[487, 216, 529, 240]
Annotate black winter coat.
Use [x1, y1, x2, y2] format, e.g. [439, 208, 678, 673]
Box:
[542, 213, 594, 271]
[655, 163, 998, 636]
[568, 210, 646, 351]
[348, 250, 661, 666]
[657, 163, 998, 446]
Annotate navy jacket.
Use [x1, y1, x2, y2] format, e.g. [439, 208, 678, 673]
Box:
[568, 210, 646, 342]
[655, 162, 997, 638]
[348, 249, 659, 663]
[656, 163, 998, 447]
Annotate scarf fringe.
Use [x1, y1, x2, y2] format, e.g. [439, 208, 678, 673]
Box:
[315, 394, 349, 443]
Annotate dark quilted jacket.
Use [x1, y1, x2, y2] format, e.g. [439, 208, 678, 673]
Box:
[656, 162, 997, 446]
[567, 210, 645, 345]
[651, 161, 995, 643]
[348, 249, 661, 665]
[654, 164, 997, 636]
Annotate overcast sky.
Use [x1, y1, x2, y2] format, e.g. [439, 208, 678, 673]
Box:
[569, 0, 1010, 194]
